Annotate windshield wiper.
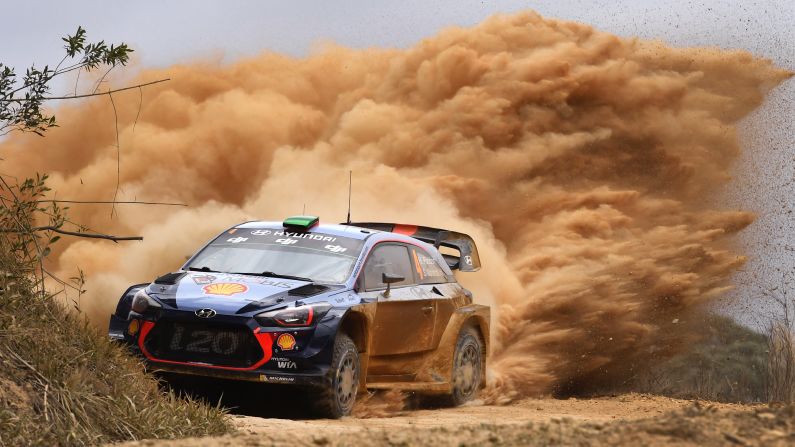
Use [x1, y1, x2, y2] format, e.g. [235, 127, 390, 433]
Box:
[235, 271, 313, 282]
[188, 266, 221, 273]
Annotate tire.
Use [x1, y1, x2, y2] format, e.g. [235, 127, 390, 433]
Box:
[446, 325, 484, 406]
[313, 333, 360, 418]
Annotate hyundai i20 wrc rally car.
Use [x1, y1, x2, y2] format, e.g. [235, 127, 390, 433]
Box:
[108, 216, 489, 418]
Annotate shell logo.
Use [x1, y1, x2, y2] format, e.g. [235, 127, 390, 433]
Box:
[276, 333, 297, 351]
[202, 282, 248, 296]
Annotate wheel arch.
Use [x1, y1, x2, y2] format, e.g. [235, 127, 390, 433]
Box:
[338, 310, 369, 354]
[414, 304, 490, 390]
[462, 314, 489, 389]
[114, 283, 148, 318]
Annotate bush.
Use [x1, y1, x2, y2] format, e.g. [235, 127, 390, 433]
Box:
[631, 314, 768, 403]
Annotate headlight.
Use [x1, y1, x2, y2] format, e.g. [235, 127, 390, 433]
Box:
[131, 288, 162, 314]
[255, 302, 332, 327]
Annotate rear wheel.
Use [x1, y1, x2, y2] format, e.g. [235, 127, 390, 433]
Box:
[314, 333, 359, 418]
[447, 325, 483, 406]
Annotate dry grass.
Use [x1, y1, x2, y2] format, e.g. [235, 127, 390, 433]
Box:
[0, 267, 233, 446]
[0, 192, 232, 447]
[767, 322, 795, 403]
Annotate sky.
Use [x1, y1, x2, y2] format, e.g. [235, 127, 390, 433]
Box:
[2, 0, 794, 326]
[3, 1, 792, 71]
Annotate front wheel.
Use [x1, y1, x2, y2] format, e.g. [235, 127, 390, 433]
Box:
[448, 325, 484, 406]
[314, 333, 359, 418]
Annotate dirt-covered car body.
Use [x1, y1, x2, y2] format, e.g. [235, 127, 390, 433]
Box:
[108, 217, 489, 407]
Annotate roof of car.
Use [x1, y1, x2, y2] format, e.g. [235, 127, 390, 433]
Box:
[235, 221, 381, 241]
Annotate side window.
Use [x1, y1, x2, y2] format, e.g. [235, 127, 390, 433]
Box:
[363, 244, 415, 290]
[411, 248, 448, 284]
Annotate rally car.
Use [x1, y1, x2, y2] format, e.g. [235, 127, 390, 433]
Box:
[108, 215, 489, 418]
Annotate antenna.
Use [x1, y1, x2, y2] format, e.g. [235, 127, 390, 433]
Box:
[346, 170, 352, 225]
[302, 203, 306, 215]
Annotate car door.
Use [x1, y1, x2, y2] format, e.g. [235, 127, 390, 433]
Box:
[408, 246, 461, 348]
[358, 243, 437, 357]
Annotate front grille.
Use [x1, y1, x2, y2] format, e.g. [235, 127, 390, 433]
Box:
[144, 320, 263, 368]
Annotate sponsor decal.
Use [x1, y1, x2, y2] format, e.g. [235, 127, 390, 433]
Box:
[251, 229, 272, 236]
[271, 357, 298, 369]
[278, 360, 297, 369]
[412, 250, 424, 280]
[276, 333, 297, 351]
[334, 293, 357, 304]
[202, 282, 249, 296]
[261, 375, 295, 383]
[222, 274, 293, 288]
[464, 255, 473, 266]
[192, 274, 216, 285]
[273, 231, 337, 242]
[275, 238, 298, 245]
[227, 237, 248, 244]
[324, 244, 347, 253]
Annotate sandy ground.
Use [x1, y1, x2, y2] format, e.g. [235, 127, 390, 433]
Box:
[111, 394, 794, 446]
[232, 393, 744, 434]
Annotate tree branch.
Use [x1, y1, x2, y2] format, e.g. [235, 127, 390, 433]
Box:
[0, 78, 169, 102]
[33, 199, 187, 206]
[1, 226, 142, 242]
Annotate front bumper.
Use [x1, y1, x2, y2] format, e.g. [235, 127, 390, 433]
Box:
[109, 311, 337, 386]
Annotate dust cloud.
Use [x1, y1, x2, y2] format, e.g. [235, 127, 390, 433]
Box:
[2, 12, 790, 398]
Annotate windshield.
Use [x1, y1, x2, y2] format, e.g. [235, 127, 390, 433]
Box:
[186, 228, 364, 284]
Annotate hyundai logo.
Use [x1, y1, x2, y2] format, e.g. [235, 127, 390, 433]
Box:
[195, 308, 217, 318]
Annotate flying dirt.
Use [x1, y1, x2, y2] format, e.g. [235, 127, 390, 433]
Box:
[2, 11, 791, 402]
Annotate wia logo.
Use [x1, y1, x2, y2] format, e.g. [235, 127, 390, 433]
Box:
[277, 360, 297, 369]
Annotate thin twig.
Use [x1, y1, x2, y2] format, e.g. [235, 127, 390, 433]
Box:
[73, 67, 81, 96]
[92, 65, 116, 94]
[0, 176, 47, 297]
[133, 86, 143, 133]
[42, 267, 82, 291]
[37, 208, 112, 237]
[0, 226, 142, 242]
[0, 78, 170, 102]
[34, 199, 187, 206]
[108, 90, 120, 219]
[23, 226, 142, 242]
[43, 383, 49, 422]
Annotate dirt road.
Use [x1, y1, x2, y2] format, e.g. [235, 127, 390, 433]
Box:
[111, 394, 794, 446]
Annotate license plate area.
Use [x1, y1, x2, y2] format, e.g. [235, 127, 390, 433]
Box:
[144, 320, 263, 368]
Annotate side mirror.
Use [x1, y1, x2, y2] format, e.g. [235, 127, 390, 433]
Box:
[381, 272, 405, 298]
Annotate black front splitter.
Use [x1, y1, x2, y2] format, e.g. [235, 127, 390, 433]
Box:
[146, 361, 327, 386]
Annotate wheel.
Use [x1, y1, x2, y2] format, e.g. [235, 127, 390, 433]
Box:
[447, 325, 483, 406]
[314, 333, 359, 418]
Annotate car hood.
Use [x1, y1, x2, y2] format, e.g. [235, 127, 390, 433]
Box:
[148, 271, 333, 315]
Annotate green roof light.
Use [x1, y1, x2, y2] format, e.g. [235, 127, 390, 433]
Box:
[283, 215, 319, 230]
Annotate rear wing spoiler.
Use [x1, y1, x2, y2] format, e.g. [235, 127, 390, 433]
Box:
[347, 222, 481, 272]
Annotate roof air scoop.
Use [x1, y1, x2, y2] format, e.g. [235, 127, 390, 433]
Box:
[283, 215, 319, 232]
